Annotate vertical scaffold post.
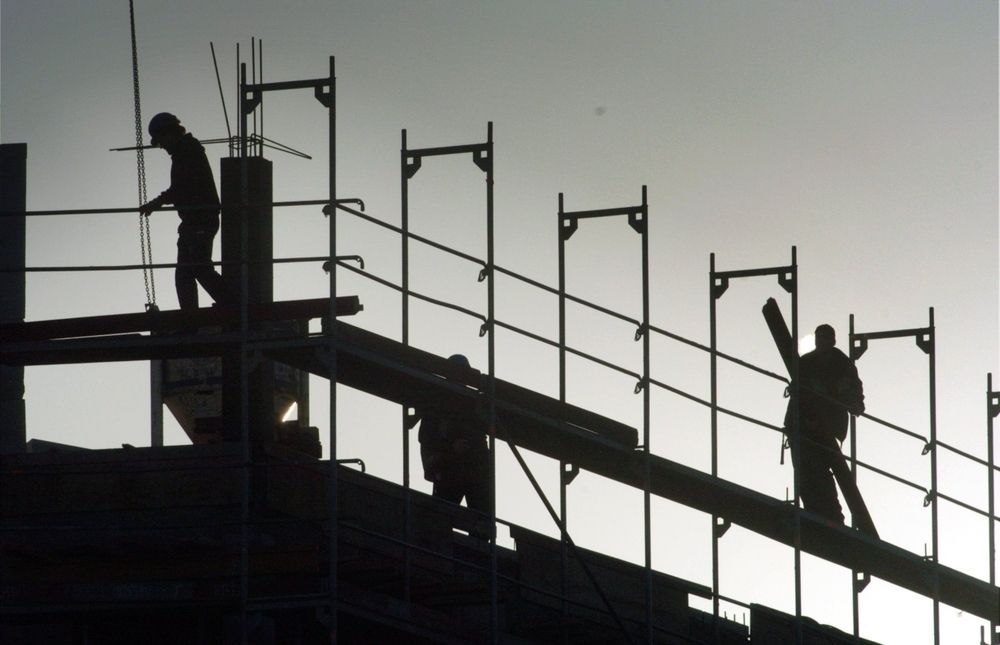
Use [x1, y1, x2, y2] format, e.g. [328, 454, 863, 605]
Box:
[396, 123, 495, 639]
[849, 313, 862, 643]
[238, 61, 252, 645]
[790, 246, 802, 645]
[851, 306, 938, 642]
[323, 55, 339, 644]
[558, 188, 649, 641]
[400, 128, 413, 605]
[987, 373, 999, 645]
[711, 246, 798, 642]
[927, 307, 939, 645]
[639, 186, 652, 645]
[557, 192, 569, 642]
[709, 252, 720, 632]
[485, 121, 499, 645]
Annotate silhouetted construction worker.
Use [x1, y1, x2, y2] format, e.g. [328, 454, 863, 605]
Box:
[418, 354, 491, 515]
[140, 112, 231, 310]
[785, 324, 865, 524]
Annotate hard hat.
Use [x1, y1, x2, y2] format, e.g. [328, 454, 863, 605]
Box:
[148, 112, 180, 146]
[447, 354, 471, 368]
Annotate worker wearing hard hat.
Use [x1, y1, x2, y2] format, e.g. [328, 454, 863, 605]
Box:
[417, 354, 492, 520]
[140, 112, 231, 310]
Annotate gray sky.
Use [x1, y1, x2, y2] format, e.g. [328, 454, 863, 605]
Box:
[2, 2, 997, 642]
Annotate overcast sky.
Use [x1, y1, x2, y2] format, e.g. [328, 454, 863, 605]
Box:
[2, 2, 997, 642]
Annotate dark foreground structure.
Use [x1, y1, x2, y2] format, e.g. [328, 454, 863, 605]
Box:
[1, 54, 998, 644]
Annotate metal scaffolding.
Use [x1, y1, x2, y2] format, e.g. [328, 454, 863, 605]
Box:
[1, 54, 999, 645]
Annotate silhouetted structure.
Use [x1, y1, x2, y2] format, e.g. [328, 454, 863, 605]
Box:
[418, 354, 492, 515]
[141, 112, 231, 310]
[784, 324, 865, 524]
[1, 48, 997, 643]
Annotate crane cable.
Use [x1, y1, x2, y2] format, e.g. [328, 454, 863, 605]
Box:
[129, 0, 156, 311]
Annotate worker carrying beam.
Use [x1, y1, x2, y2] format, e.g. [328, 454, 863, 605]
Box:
[785, 323, 866, 525]
[139, 113, 232, 310]
[763, 299, 877, 536]
[418, 354, 492, 519]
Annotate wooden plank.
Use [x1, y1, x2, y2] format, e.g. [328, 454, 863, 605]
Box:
[0, 296, 361, 342]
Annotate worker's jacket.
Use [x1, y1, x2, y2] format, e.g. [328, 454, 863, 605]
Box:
[417, 407, 489, 484]
[785, 347, 865, 443]
[160, 134, 220, 235]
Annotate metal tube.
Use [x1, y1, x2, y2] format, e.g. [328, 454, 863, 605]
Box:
[928, 307, 940, 645]
[486, 122, 499, 645]
[238, 61, 251, 645]
[400, 128, 412, 606]
[988, 373, 997, 645]
[325, 55, 339, 643]
[640, 185, 652, 644]
[251, 38, 257, 154]
[791, 246, 802, 645]
[850, 314, 861, 643]
[558, 191, 569, 643]
[709, 252, 721, 632]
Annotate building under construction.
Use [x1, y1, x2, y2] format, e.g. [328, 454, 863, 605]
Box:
[1, 56, 998, 645]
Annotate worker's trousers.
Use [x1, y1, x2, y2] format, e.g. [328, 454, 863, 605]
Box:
[176, 229, 231, 310]
[789, 433, 845, 524]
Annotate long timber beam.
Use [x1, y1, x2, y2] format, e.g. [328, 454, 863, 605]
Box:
[0, 297, 361, 343]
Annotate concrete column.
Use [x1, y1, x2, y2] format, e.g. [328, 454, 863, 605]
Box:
[220, 157, 274, 445]
[0, 143, 27, 454]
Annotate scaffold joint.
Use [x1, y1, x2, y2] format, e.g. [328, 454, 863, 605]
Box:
[561, 462, 579, 486]
[472, 148, 490, 173]
[627, 209, 645, 235]
[916, 331, 934, 355]
[851, 337, 869, 361]
[403, 155, 422, 179]
[711, 275, 729, 300]
[560, 216, 578, 241]
[714, 516, 731, 538]
[778, 270, 795, 294]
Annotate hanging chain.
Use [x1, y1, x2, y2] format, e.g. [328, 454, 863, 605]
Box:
[130, 0, 156, 310]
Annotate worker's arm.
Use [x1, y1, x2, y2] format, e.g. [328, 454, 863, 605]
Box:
[139, 193, 167, 217]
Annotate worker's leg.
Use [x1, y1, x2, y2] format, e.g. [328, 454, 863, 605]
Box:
[175, 234, 199, 310]
[463, 455, 492, 516]
[432, 478, 464, 505]
[187, 229, 231, 306]
[798, 438, 844, 524]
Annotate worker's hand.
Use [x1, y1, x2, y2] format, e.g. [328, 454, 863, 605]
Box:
[139, 197, 162, 217]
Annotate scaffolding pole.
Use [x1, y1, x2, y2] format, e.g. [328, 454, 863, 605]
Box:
[559, 189, 650, 641]
[398, 124, 497, 641]
[851, 307, 938, 644]
[710, 246, 798, 643]
[988, 373, 999, 645]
